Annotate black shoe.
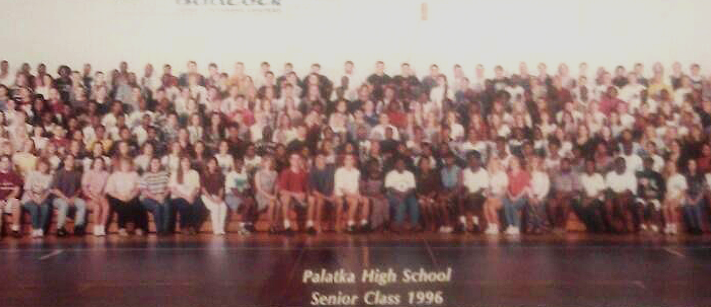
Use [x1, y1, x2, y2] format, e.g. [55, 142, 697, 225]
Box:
[453, 224, 465, 234]
[470, 224, 481, 234]
[268, 226, 278, 235]
[306, 227, 317, 235]
[73, 226, 86, 236]
[57, 228, 68, 237]
[245, 224, 256, 232]
[187, 228, 197, 235]
[12, 230, 22, 238]
[346, 225, 357, 233]
[282, 228, 294, 236]
[359, 223, 371, 233]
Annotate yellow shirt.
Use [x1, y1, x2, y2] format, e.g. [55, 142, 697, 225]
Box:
[12, 153, 37, 176]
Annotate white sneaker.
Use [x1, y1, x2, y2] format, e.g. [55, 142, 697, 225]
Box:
[485, 226, 499, 235]
[93, 225, 100, 236]
[505, 227, 520, 235]
[650, 225, 659, 233]
[30, 230, 37, 238]
[37, 229, 43, 237]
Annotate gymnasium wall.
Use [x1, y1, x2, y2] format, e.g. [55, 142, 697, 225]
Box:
[0, 0, 709, 79]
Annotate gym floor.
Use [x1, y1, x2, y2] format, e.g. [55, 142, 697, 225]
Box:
[1, 233, 710, 307]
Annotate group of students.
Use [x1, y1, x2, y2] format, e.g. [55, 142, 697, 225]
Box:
[1, 58, 711, 238]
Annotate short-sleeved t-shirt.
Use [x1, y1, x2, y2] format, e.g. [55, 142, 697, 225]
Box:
[309, 166, 335, 195]
[278, 169, 309, 193]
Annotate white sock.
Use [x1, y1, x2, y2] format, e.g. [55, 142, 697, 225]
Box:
[284, 220, 291, 229]
[459, 216, 467, 225]
[360, 219, 368, 225]
[306, 220, 314, 228]
[347, 220, 355, 227]
[472, 216, 479, 225]
[11, 225, 19, 231]
[239, 222, 245, 228]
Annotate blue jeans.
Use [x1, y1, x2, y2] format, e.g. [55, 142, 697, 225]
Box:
[22, 200, 51, 230]
[528, 200, 548, 229]
[141, 198, 171, 233]
[503, 196, 527, 228]
[684, 199, 704, 231]
[53, 197, 87, 228]
[387, 193, 419, 225]
[171, 198, 199, 230]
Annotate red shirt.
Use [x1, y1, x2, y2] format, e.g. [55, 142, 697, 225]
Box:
[0, 171, 23, 200]
[698, 156, 711, 174]
[278, 168, 309, 193]
[387, 111, 407, 129]
[507, 170, 531, 196]
[599, 97, 625, 116]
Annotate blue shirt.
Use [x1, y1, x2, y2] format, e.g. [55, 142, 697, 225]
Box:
[440, 165, 461, 190]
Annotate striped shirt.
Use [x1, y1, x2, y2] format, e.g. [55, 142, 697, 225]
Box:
[140, 171, 170, 196]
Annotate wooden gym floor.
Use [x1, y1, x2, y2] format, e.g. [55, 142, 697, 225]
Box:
[1, 233, 711, 307]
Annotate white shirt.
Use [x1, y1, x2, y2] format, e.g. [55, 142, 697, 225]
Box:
[369, 124, 400, 141]
[674, 88, 692, 107]
[132, 126, 148, 146]
[128, 110, 154, 129]
[620, 113, 635, 130]
[462, 167, 489, 194]
[162, 154, 181, 173]
[605, 171, 637, 195]
[169, 170, 201, 197]
[449, 123, 465, 141]
[225, 169, 249, 193]
[666, 173, 688, 200]
[106, 171, 140, 197]
[384, 170, 416, 193]
[530, 171, 550, 200]
[489, 171, 509, 196]
[334, 167, 360, 196]
[580, 173, 605, 199]
[215, 154, 234, 175]
[101, 113, 119, 130]
[621, 154, 643, 175]
[619, 83, 646, 111]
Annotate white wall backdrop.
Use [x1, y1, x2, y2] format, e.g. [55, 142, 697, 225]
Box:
[0, 0, 709, 79]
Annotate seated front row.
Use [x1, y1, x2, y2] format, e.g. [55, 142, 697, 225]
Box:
[2, 151, 710, 238]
